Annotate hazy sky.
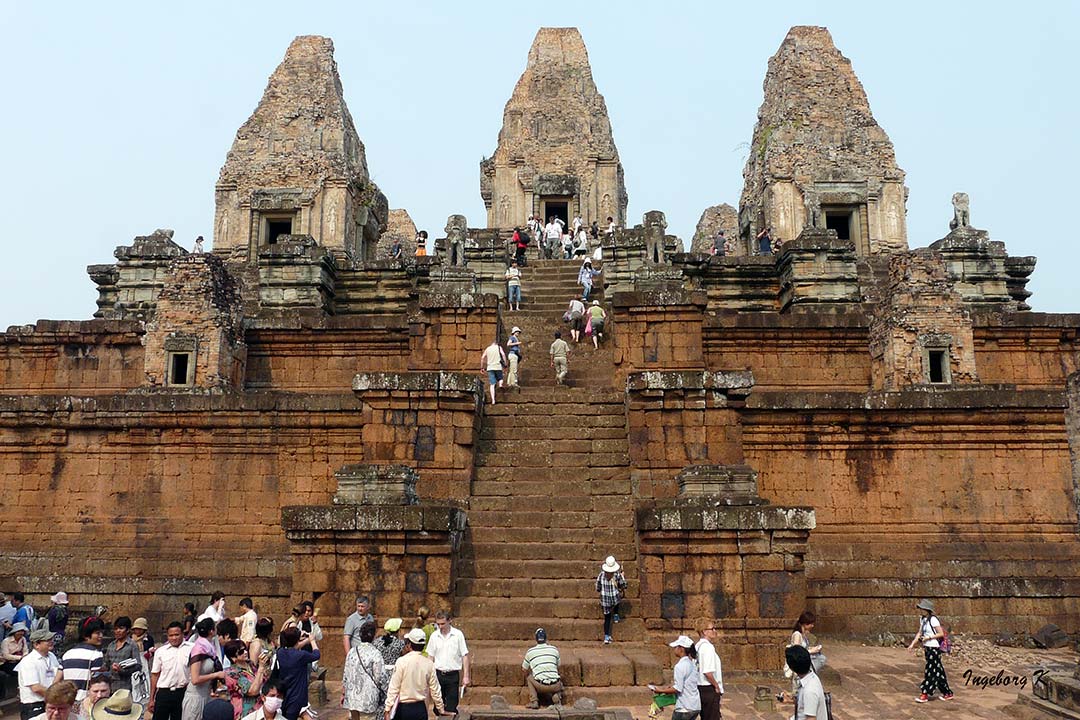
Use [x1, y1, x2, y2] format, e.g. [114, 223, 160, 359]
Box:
[2, 1, 1077, 327]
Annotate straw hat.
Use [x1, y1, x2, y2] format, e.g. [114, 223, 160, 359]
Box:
[91, 690, 143, 720]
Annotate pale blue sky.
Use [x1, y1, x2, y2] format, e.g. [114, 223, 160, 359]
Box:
[2, 1, 1077, 327]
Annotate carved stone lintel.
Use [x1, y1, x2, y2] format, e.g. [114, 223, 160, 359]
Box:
[676, 464, 766, 506]
[333, 464, 419, 506]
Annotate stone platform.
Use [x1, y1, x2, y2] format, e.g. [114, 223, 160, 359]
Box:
[280, 641, 1077, 720]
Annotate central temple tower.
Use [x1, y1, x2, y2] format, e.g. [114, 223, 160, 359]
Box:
[481, 27, 628, 229]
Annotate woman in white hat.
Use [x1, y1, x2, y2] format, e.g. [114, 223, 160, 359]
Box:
[647, 636, 700, 720]
[906, 599, 953, 703]
[594, 557, 627, 644]
[506, 328, 523, 389]
[46, 593, 69, 647]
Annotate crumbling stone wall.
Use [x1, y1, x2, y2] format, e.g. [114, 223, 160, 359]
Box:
[214, 36, 388, 262]
[869, 251, 977, 390]
[0, 321, 145, 394]
[142, 254, 247, 388]
[739, 26, 907, 254]
[744, 391, 1080, 635]
[481, 27, 627, 227]
[689, 204, 738, 254]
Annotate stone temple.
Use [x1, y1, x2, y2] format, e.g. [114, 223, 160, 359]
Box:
[2, 26, 1080, 706]
[481, 27, 628, 229]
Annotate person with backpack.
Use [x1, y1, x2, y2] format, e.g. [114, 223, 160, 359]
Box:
[907, 599, 954, 703]
[46, 594, 70, 648]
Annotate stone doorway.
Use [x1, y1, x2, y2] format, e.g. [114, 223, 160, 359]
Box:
[541, 198, 570, 228]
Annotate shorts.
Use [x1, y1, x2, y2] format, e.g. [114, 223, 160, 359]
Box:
[487, 369, 504, 385]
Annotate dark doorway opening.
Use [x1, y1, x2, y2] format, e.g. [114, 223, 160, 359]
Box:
[928, 350, 947, 384]
[267, 219, 292, 245]
[168, 352, 191, 386]
[825, 211, 852, 241]
[544, 201, 569, 228]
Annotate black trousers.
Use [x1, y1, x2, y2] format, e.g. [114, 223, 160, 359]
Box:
[21, 702, 45, 720]
[437, 669, 461, 713]
[152, 687, 185, 720]
[698, 684, 721, 720]
[393, 701, 428, 720]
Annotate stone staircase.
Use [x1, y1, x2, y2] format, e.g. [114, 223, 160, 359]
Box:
[451, 276, 660, 702]
[502, 258, 613, 388]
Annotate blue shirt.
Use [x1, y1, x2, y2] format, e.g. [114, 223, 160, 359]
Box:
[13, 605, 33, 626]
[276, 647, 319, 720]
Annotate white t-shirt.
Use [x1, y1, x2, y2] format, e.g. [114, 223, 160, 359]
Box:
[16, 651, 61, 703]
[505, 267, 521, 286]
[794, 671, 828, 720]
[568, 299, 585, 316]
[545, 223, 561, 240]
[694, 638, 723, 693]
[919, 616, 942, 648]
[427, 627, 469, 672]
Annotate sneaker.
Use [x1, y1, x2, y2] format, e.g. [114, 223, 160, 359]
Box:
[525, 703, 539, 710]
[915, 694, 929, 703]
[603, 635, 612, 644]
[941, 693, 954, 701]
[613, 613, 620, 623]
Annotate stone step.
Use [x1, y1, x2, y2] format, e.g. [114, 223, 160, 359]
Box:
[472, 465, 629, 483]
[463, 540, 635, 561]
[467, 526, 636, 546]
[461, 685, 654, 709]
[473, 451, 631, 469]
[478, 426, 627, 442]
[476, 437, 629, 455]
[466, 510, 634, 529]
[457, 596, 624, 619]
[458, 558, 638, 580]
[456, 577, 640, 600]
[463, 641, 664, 689]
[456, 617, 646, 642]
[482, 414, 626, 429]
[467, 494, 634, 514]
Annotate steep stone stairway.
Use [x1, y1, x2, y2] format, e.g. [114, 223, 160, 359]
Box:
[502, 258, 614, 388]
[453, 259, 662, 704]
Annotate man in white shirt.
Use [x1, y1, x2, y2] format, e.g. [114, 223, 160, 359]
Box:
[147, 622, 192, 720]
[16, 629, 63, 720]
[426, 611, 470, 715]
[694, 619, 722, 720]
[780, 645, 828, 720]
[235, 598, 258, 645]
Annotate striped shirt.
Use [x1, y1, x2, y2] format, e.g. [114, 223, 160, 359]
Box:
[522, 643, 560, 684]
[60, 643, 104, 701]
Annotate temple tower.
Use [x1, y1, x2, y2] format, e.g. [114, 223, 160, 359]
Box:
[214, 36, 388, 264]
[739, 26, 908, 255]
[481, 27, 628, 229]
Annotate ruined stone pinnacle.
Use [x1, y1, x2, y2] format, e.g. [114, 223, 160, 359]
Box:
[481, 27, 628, 228]
[739, 26, 908, 254]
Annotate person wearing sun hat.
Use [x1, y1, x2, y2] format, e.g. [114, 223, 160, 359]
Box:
[2, 621, 30, 675]
[594, 556, 627, 644]
[89, 689, 143, 720]
[46, 593, 70, 647]
[646, 636, 700, 720]
[376, 619, 405, 681]
[907, 599, 953, 703]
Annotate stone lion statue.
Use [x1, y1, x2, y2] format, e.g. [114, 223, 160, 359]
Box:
[950, 192, 970, 231]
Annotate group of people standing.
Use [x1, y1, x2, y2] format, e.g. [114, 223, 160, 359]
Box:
[523, 214, 615, 262]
